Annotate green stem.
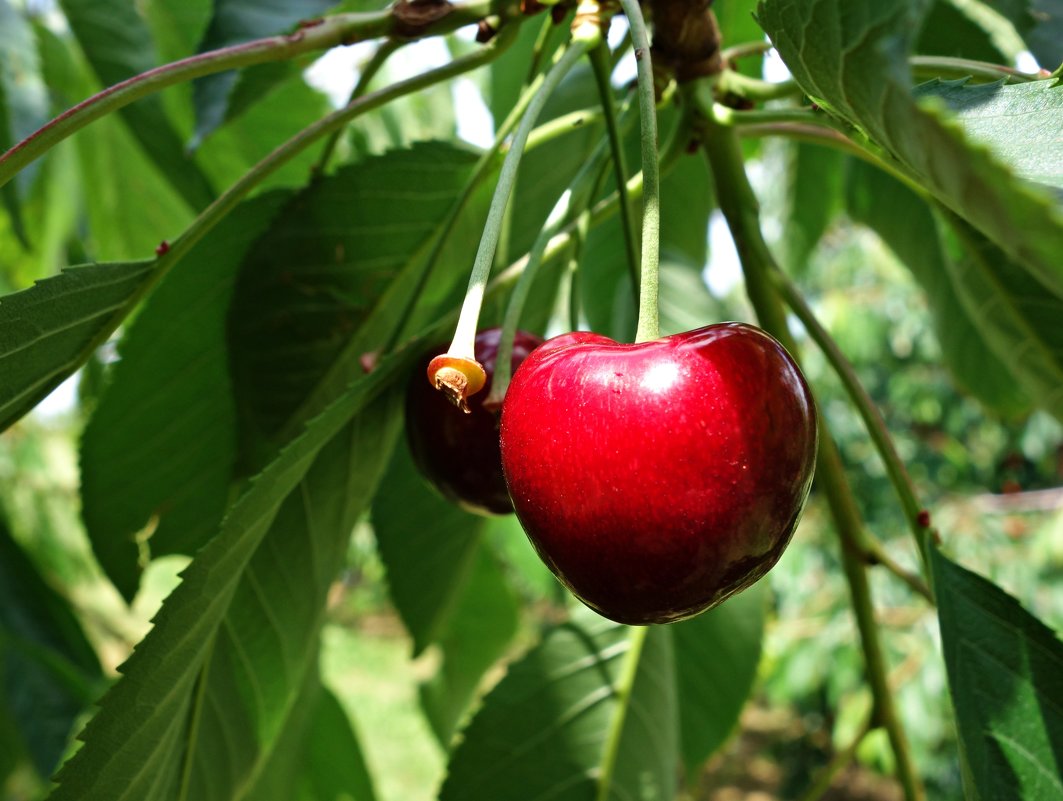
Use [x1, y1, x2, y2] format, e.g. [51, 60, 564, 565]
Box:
[595, 626, 650, 801]
[910, 54, 1046, 83]
[524, 107, 604, 150]
[590, 41, 640, 298]
[447, 33, 597, 360]
[699, 115, 926, 801]
[771, 269, 932, 570]
[818, 438, 926, 801]
[714, 69, 800, 101]
[720, 40, 773, 63]
[485, 127, 614, 407]
[315, 38, 403, 173]
[618, 0, 661, 343]
[0, 1, 506, 189]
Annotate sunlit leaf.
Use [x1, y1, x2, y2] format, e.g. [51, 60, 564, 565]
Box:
[0, 259, 154, 433]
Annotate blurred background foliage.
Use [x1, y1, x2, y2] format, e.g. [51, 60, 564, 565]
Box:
[1, 0, 1061, 799]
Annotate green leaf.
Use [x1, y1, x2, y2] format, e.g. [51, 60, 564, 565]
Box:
[247, 659, 378, 801]
[227, 142, 486, 456]
[191, 0, 335, 144]
[0, 259, 155, 433]
[232, 142, 488, 444]
[916, 0, 1012, 63]
[674, 583, 766, 781]
[440, 613, 678, 801]
[939, 211, 1063, 423]
[845, 158, 1032, 418]
[0, 0, 49, 244]
[371, 442, 487, 656]
[915, 78, 1063, 193]
[79, 192, 289, 601]
[930, 546, 1063, 801]
[419, 543, 521, 746]
[58, 0, 216, 210]
[756, 0, 1063, 300]
[301, 684, 378, 801]
[0, 511, 103, 778]
[50, 357, 408, 800]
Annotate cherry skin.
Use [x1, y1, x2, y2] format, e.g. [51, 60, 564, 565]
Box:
[499, 322, 818, 624]
[405, 327, 542, 516]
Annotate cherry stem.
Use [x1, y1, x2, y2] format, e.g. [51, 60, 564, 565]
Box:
[484, 125, 617, 408]
[589, 41, 640, 299]
[315, 38, 403, 174]
[618, 0, 661, 344]
[446, 31, 599, 362]
[381, 56, 563, 355]
[698, 107, 926, 801]
[594, 625, 649, 801]
[0, 0, 509, 191]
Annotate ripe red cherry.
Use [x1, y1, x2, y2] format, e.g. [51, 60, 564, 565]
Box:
[499, 322, 817, 624]
[405, 327, 542, 516]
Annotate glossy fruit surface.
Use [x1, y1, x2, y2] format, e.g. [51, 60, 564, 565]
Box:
[499, 322, 817, 624]
[406, 328, 542, 516]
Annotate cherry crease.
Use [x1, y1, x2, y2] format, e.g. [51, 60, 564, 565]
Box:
[405, 328, 542, 516]
[499, 322, 818, 624]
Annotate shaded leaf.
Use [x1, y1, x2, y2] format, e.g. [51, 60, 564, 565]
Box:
[939, 211, 1063, 423]
[756, 0, 1063, 300]
[227, 142, 486, 461]
[1025, 0, 1063, 70]
[192, 0, 335, 144]
[0, 0, 49, 243]
[0, 512, 103, 778]
[0, 259, 154, 433]
[247, 656, 377, 801]
[916, 0, 1011, 64]
[440, 612, 678, 801]
[931, 546, 1063, 801]
[80, 192, 289, 601]
[845, 158, 1032, 418]
[232, 141, 488, 446]
[50, 356, 409, 801]
[371, 441, 487, 656]
[58, 0, 216, 210]
[674, 582, 766, 780]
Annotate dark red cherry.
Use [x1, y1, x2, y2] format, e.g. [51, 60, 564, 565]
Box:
[405, 328, 542, 516]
